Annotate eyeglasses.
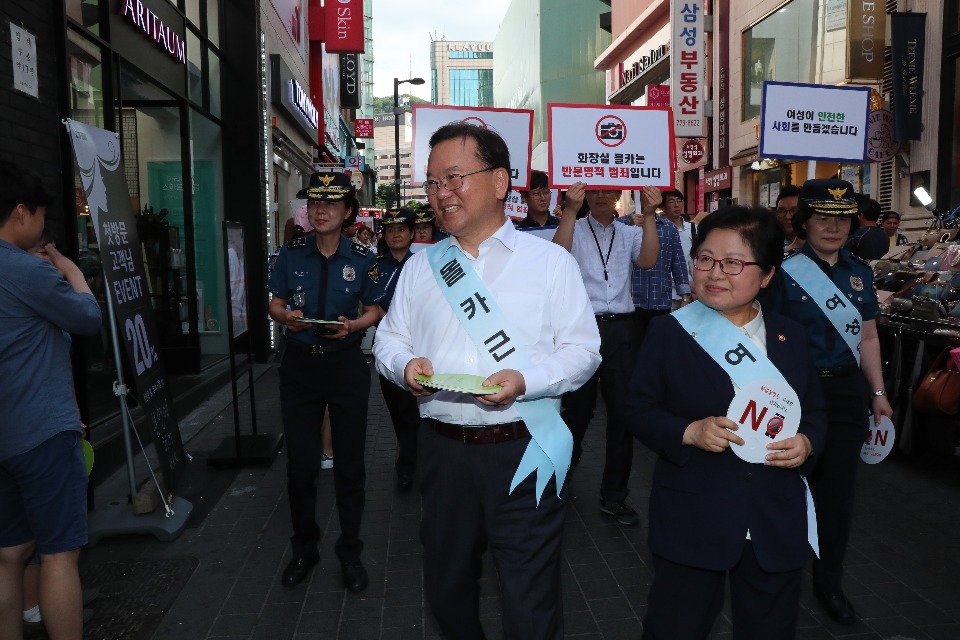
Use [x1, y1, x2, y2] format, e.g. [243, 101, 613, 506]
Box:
[527, 188, 552, 199]
[422, 167, 494, 196]
[693, 254, 761, 275]
[776, 207, 798, 216]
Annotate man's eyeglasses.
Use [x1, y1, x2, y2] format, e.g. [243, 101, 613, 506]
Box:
[422, 167, 494, 196]
[776, 207, 798, 216]
[527, 188, 552, 199]
[693, 254, 760, 275]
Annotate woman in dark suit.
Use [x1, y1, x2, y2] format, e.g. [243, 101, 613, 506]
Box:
[629, 206, 827, 640]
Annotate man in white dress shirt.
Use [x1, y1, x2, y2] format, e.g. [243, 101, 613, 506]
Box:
[552, 184, 660, 527]
[374, 123, 601, 640]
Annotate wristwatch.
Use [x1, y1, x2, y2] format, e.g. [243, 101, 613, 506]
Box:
[872, 390, 887, 397]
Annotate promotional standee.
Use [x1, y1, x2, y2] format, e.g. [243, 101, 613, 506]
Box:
[65, 119, 193, 543]
[208, 222, 284, 468]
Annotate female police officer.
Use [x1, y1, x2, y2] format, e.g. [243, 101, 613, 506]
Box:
[761, 179, 893, 625]
[267, 171, 381, 591]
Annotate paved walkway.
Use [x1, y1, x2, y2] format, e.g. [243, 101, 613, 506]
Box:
[80, 365, 960, 639]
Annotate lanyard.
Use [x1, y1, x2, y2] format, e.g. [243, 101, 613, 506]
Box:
[587, 218, 616, 281]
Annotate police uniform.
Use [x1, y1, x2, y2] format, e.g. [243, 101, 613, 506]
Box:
[268, 172, 380, 588]
[374, 209, 420, 488]
[760, 179, 879, 622]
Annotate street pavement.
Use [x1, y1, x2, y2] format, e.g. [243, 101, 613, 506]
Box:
[78, 363, 960, 640]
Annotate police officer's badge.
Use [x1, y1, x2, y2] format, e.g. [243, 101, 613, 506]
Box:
[367, 264, 379, 283]
[850, 276, 864, 292]
[343, 265, 356, 282]
[292, 286, 306, 308]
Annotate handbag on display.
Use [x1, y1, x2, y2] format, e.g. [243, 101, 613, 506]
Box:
[942, 244, 960, 271]
[910, 297, 947, 322]
[912, 349, 960, 416]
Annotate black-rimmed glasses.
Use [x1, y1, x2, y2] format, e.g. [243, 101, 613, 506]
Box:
[693, 254, 761, 275]
[422, 167, 494, 196]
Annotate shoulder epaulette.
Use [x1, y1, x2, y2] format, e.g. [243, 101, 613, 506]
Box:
[850, 253, 871, 267]
[351, 242, 370, 257]
[287, 235, 309, 249]
[783, 248, 802, 260]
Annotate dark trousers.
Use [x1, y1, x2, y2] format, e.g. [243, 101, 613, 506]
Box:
[419, 424, 566, 640]
[810, 372, 870, 593]
[643, 545, 802, 640]
[634, 307, 671, 345]
[379, 374, 420, 477]
[278, 346, 370, 562]
[562, 316, 637, 501]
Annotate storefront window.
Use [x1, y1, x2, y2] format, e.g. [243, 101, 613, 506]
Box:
[207, 0, 220, 46]
[208, 50, 221, 118]
[66, 0, 100, 35]
[189, 110, 227, 360]
[187, 29, 203, 106]
[185, 0, 201, 28]
[67, 30, 104, 128]
[742, 0, 819, 121]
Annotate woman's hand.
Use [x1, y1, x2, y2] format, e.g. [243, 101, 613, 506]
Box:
[765, 433, 812, 469]
[682, 416, 744, 452]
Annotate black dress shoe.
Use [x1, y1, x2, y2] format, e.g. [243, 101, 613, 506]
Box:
[341, 560, 369, 592]
[282, 554, 319, 587]
[397, 474, 413, 492]
[815, 586, 856, 625]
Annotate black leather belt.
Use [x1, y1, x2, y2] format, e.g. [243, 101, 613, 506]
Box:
[817, 364, 859, 378]
[285, 339, 357, 355]
[427, 418, 529, 444]
[595, 312, 634, 322]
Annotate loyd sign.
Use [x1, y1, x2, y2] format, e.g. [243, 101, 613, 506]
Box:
[120, 0, 186, 64]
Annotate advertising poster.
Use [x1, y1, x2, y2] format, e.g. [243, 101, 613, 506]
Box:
[548, 103, 675, 190]
[65, 119, 187, 494]
[759, 81, 870, 163]
[411, 105, 534, 190]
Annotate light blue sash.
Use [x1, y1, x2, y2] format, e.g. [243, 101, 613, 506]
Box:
[781, 254, 862, 365]
[425, 240, 572, 504]
[672, 301, 819, 556]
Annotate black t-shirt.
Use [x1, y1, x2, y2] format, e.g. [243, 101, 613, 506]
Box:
[844, 226, 888, 261]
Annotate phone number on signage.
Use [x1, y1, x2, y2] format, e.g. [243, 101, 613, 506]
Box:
[676, 119, 701, 127]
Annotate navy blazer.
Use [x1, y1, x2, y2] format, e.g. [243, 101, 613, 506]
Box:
[628, 309, 827, 573]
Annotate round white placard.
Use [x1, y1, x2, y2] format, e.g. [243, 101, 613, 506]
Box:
[725, 379, 802, 464]
[861, 415, 896, 464]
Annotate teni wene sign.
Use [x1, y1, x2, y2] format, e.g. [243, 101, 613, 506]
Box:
[119, 0, 186, 65]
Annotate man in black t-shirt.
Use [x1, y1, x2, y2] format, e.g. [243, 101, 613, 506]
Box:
[844, 195, 888, 261]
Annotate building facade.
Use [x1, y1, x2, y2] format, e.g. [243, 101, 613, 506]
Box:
[494, 0, 611, 168]
[430, 40, 494, 107]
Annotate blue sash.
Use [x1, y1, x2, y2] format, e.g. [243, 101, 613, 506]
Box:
[672, 301, 819, 556]
[425, 240, 572, 504]
[781, 254, 862, 366]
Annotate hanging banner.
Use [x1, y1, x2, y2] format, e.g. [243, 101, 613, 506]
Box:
[411, 104, 534, 190]
[759, 81, 870, 163]
[548, 103, 675, 190]
[339, 53, 361, 109]
[64, 119, 188, 494]
[848, 0, 886, 82]
[670, 0, 705, 138]
[890, 12, 926, 142]
[323, 0, 364, 53]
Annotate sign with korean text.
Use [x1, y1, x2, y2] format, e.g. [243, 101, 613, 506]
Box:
[324, 0, 365, 53]
[547, 104, 675, 190]
[355, 118, 374, 138]
[411, 105, 534, 190]
[345, 155, 364, 171]
[704, 166, 732, 192]
[64, 120, 187, 494]
[647, 84, 670, 108]
[680, 139, 705, 166]
[670, 0, 705, 138]
[759, 81, 870, 163]
[504, 189, 559, 220]
[10, 24, 38, 98]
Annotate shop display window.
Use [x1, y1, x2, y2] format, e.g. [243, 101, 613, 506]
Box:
[66, 0, 100, 35]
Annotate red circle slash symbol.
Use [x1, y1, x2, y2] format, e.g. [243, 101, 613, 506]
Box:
[596, 115, 627, 147]
[461, 117, 488, 129]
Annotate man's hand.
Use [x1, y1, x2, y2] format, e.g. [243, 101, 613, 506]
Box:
[682, 416, 744, 452]
[324, 315, 352, 340]
[474, 369, 526, 407]
[284, 310, 312, 332]
[404, 357, 436, 397]
[563, 182, 586, 216]
[638, 185, 663, 214]
[765, 433, 813, 468]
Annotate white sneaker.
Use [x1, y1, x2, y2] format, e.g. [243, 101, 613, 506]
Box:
[321, 454, 333, 470]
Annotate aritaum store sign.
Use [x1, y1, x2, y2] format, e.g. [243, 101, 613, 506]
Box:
[110, 0, 187, 96]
